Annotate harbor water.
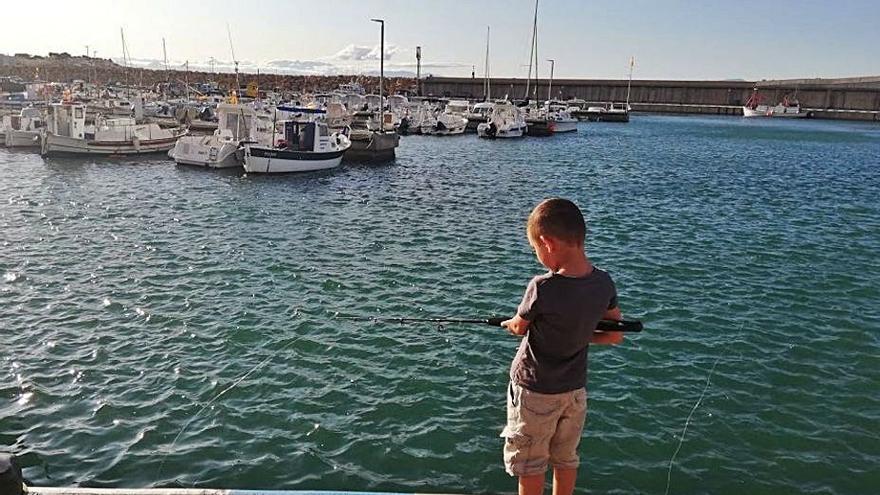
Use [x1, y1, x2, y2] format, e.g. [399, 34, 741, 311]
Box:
[2, 115, 878, 494]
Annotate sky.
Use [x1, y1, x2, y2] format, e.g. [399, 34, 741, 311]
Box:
[2, 0, 879, 80]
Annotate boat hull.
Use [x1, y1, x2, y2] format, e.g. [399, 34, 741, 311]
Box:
[4, 129, 41, 148]
[477, 123, 526, 139]
[344, 131, 399, 161]
[243, 146, 344, 173]
[551, 119, 578, 133]
[171, 137, 241, 168]
[41, 133, 181, 156]
[742, 105, 808, 118]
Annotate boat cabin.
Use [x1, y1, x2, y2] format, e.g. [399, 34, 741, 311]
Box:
[47, 103, 87, 139]
[280, 120, 335, 153]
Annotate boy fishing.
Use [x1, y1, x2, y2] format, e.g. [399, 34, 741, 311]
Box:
[501, 198, 624, 495]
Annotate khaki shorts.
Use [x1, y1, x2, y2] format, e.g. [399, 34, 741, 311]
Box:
[501, 381, 587, 477]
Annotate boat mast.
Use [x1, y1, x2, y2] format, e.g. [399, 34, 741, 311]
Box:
[227, 23, 240, 100]
[524, 0, 538, 100]
[626, 56, 634, 108]
[120, 28, 129, 87]
[532, 0, 539, 101]
[162, 38, 169, 80]
[371, 18, 385, 132]
[416, 46, 421, 96]
[547, 59, 554, 101]
[484, 26, 491, 101]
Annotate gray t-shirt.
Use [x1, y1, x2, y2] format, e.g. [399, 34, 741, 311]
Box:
[509, 267, 618, 394]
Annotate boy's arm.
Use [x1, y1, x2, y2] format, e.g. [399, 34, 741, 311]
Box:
[591, 306, 624, 345]
[501, 315, 530, 336]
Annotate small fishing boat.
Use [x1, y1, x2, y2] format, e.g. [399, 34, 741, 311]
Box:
[1, 107, 45, 148]
[40, 103, 188, 157]
[477, 102, 527, 139]
[546, 102, 578, 133]
[242, 119, 350, 173]
[169, 103, 258, 168]
[742, 90, 807, 118]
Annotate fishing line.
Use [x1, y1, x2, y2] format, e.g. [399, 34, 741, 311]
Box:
[156, 333, 304, 479]
[664, 322, 744, 495]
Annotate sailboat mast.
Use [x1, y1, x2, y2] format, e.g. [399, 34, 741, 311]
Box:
[533, 0, 539, 100]
[227, 23, 240, 99]
[120, 28, 128, 86]
[524, 0, 538, 100]
[547, 59, 554, 101]
[484, 26, 491, 101]
[626, 56, 634, 107]
[371, 18, 385, 131]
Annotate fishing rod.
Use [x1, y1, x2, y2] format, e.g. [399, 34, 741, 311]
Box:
[335, 315, 643, 332]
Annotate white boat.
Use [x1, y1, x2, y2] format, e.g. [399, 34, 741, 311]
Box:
[2, 107, 45, 148]
[477, 102, 527, 138]
[581, 102, 630, 122]
[742, 91, 807, 118]
[546, 102, 578, 133]
[466, 101, 495, 131]
[169, 103, 257, 168]
[422, 100, 469, 135]
[243, 119, 350, 173]
[40, 103, 188, 156]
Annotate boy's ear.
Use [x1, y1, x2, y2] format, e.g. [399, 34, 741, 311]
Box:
[538, 234, 556, 251]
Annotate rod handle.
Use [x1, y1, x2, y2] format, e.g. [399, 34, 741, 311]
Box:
[487, 317, 643, 332]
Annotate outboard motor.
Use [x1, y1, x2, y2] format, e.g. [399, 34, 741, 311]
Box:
[0, 454, 24, 495]
[486, 122, 498, 137]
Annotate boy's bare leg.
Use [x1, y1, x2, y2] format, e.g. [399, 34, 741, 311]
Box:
[552, 468, 577, 495]
[518, 473, 545, 495]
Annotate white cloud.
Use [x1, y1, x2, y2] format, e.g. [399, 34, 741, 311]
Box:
[331, 44, 399, 61]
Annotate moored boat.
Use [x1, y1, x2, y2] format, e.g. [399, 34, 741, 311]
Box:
[742, 90, 807, 118]
[477, 102, 526, 138]
[40, 103, 187, 157]
[243, 119, 350, 173]
[2, 107, 45, 148]
[170, 103, 258, 168]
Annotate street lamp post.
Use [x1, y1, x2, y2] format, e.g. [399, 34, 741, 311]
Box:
[371, 18, 385, 132]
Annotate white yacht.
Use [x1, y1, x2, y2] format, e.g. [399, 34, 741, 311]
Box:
[243, 119, 350, 174]
[422, 100, 469, 135]
[2, 107, 45, 148]
[40, 103, 187, 157]
[477, 102, 527, 138]
[170, 103, 257, 168]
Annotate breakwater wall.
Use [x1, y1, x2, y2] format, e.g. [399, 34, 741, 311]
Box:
[421, 76, 880, 121]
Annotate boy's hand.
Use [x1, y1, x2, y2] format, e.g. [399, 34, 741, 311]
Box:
[591, 307, 625, 345]
[502, 315, 530, 336]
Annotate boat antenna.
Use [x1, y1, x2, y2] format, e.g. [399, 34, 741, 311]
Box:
[626, 56, 634, 109]
[484, 26, 491, 101]
[227, 23, 240, 99]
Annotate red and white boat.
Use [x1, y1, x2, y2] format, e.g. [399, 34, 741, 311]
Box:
[742, 90, 807, 118]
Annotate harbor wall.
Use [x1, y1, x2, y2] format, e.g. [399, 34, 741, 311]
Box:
[421, 76, 880, 121]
